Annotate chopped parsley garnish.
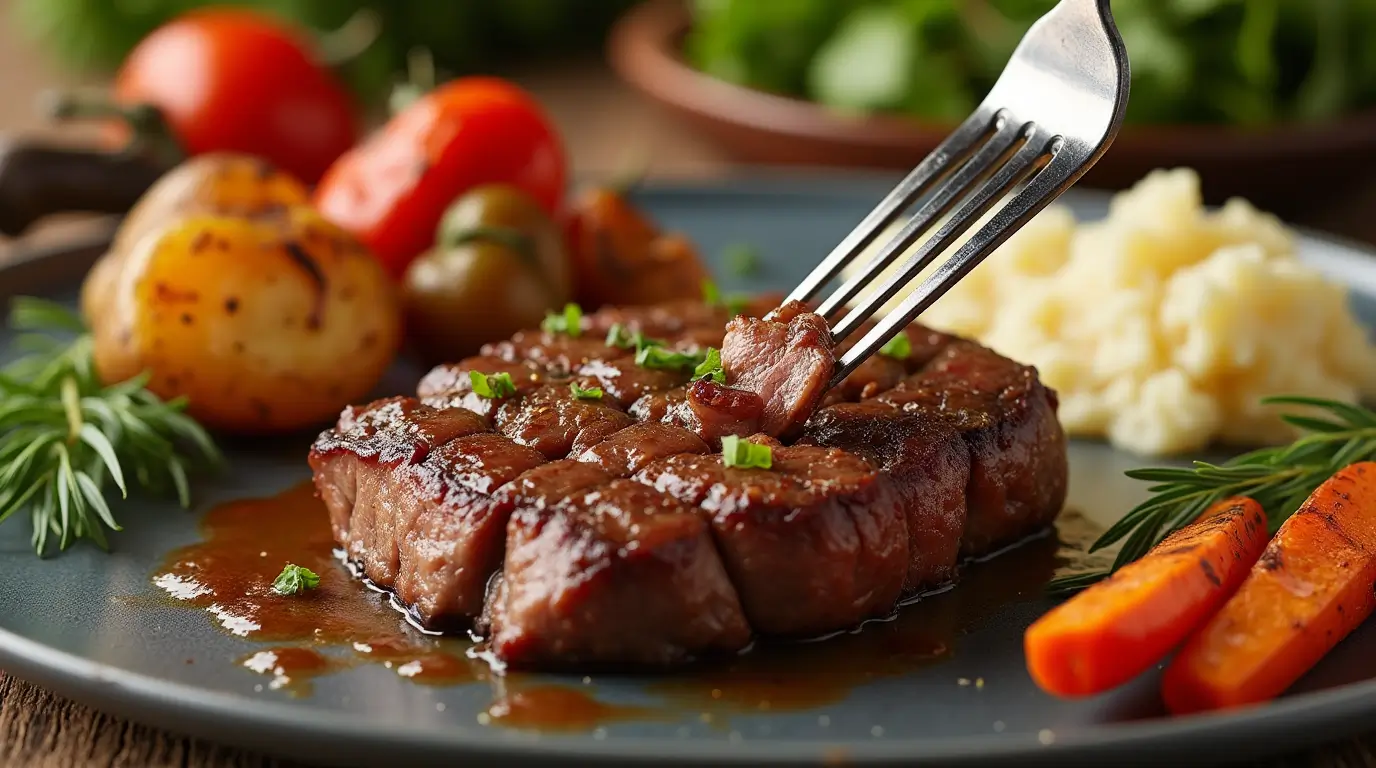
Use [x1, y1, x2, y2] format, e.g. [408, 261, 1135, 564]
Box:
[701, 280, 752, 317]
[879, 332, 912, 360]
[271, 564, 320, 596]
[469, 370, 517, 399]
[691, 347, 725, 384]
[570, 382, 604, 400]
[721, 435, 772, 469]
[605, 323, 659, 350]
[636, 344, 708, 373]
[702, 279, 723, 307]
[541, 303, 583, 337]
[723, 243, 762, 277]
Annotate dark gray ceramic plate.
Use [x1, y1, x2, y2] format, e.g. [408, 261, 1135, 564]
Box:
[4, 175, 1376, 768]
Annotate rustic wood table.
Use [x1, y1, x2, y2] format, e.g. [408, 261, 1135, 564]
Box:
[5, 9, 1376, 767]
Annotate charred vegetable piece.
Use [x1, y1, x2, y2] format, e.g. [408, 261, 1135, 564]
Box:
[402, 185, 574, 363]
[564, 187, 710, 309]
[84, 153, 402, 434]
[1162, 463, 1376, 714]
[1025, 497, 1269, 698]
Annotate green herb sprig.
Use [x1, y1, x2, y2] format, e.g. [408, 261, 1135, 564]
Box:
[0, 298, 220, 556]
[540, 303, 583, 337]
[1048, 396, 1376, 594]
[691, 348, 725, 384]
[701, 280, 750, 317]
[722, 243, 761, 277]
[468, 370, 516, 399]
[271, 563, 320, 596]
[878, 332, 911, 360]
[604, 323, 708, 372]
[605, 323, 659, 351]
[636, 344, 708, 373]
[570, 382, 603, 400]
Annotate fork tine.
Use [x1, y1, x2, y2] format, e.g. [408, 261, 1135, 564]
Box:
[815, 113, 1024, 320]
[831, 138, 1083, 386]
[783, 111, 997, 305]
[829, 125, 1049, 344]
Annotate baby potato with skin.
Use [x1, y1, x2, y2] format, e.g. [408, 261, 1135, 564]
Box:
[87, 155, 401, 434]
[82, 152, 312, 324]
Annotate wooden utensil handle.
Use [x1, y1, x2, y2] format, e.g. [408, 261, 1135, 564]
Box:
[0, 142, 164, 237]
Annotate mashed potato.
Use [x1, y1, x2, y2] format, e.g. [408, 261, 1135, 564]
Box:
[845, 168, 1376, 456]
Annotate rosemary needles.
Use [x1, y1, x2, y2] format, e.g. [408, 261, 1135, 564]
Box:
[1050, 395, 1376, 593]
[0, 297, 220, 555]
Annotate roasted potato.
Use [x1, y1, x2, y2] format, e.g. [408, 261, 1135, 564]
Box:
[82, 153, 311, 325]
[86, 153, 401, 434]
[564, 187, 709, 309]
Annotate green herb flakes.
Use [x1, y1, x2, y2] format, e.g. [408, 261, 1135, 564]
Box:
[271, 564, 320, 596]
[879, 332, 911, 359]
[570, 382, 604, 400]
[692, 347, 726, 384]
[541, 303, 583, 337]
[636, 345, 707, 373]
[469, 370, 517, 399]
[721, 435, 773, 470]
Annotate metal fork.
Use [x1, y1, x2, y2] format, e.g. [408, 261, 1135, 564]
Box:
[790, 0, 1129, 388]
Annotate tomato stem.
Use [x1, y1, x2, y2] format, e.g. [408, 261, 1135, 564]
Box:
[388, 48, 437, 116]
[314, 7, 382, 67]
[443, 225, 536, 260]
[44, 90, 184, 168]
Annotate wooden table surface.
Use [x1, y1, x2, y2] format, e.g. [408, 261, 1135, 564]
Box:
[6, 7, 1376, 767]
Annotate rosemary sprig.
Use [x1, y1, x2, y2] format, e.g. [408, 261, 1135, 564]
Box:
[1, 297, 221, 555]
[1048, 395, 1376, 594]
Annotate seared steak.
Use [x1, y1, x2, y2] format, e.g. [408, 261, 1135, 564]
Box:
[309, 402, 545, 627]
[874, 342, 1067, 554]
[484, 479, 751, 667]
[310, 297, 1067, 668]
[721, 300, 835, 437]
[637, 440, 907, 636]
[802, 402, 969, 591]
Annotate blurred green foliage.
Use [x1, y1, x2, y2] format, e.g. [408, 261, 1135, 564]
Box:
[686, 0, 1376, 125]
[14, 0, 637, 106]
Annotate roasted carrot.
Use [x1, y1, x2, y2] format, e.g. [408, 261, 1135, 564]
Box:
[1162, 462, 1376, 714]
[1025, 497, 1268, 698]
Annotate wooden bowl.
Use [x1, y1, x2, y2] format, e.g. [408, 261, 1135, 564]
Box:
[608, 0, 1376, 217]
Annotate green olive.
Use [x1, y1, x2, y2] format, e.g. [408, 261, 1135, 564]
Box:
[403, 185, 572, 363]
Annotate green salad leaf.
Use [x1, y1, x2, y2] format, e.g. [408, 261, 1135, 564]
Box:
[687, 0, 1376, 126]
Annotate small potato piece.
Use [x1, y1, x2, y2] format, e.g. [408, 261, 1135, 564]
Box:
[82, 153, 310, 324]
[89, 156, 401, 434]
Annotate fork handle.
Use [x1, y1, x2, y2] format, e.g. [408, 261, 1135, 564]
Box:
[0, 141, 166, 237]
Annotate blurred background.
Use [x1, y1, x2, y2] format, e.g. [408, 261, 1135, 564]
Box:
[5, 0, 1376, 255]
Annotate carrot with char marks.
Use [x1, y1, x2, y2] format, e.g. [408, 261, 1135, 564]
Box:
[1163, 462, 1376, 714]
[1025, 497, 1268, 698]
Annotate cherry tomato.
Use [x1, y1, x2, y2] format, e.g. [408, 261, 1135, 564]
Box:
[403, 185, 573, 363]
[112, 9, 357, 184]
[314, 77, 566, 279]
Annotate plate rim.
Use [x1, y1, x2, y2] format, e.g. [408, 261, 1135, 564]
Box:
[4, 174, 1376, 767]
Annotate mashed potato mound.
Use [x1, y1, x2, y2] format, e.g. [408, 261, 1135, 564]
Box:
[848, 168, 1376, 456]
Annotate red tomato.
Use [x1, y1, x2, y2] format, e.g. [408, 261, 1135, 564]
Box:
[113, 9, 357, 184]
[314, 77, 566, 278]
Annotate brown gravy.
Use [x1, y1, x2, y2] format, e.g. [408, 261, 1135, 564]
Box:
[153, 481, 487, 696]
[153, 481, 1102, 728]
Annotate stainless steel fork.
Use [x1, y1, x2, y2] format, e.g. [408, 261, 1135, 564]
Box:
[791, 0, 1129, 387]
